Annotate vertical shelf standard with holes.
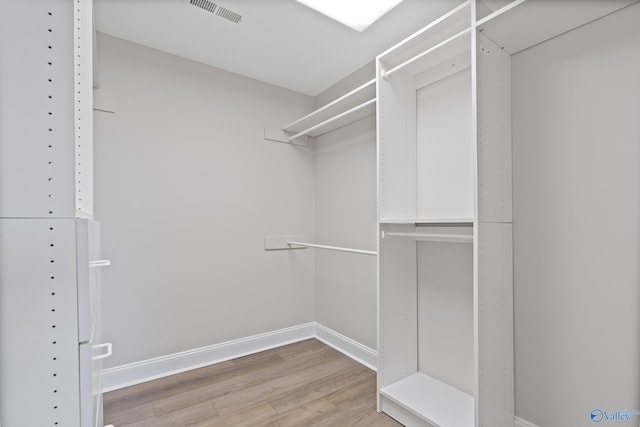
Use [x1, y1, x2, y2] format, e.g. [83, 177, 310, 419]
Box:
[376, 0, 637, 426]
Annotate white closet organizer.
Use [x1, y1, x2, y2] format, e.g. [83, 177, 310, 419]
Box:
[376, 0, 636, 426]
[0, 1, 110, 426]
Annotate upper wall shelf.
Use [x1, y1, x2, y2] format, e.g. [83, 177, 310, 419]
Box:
[378, 1, 471, 76]
[477, 0, 638, 54]
[282, 78, 376, 141]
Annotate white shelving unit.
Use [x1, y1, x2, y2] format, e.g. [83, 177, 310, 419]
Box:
[376, 1, 506, 426]
[376, 0, 638, 426]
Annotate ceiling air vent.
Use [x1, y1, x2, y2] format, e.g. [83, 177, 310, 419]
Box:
[190, 0, 217, 14]
[189, 0, 242, 24]
[216, 6, 242, 24]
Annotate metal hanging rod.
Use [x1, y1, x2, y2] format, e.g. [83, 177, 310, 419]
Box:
[287, 241, 377, 256]
[382, 231, 472, 243]
[287, 99, 376, 141]
[382, 27, 471, 79]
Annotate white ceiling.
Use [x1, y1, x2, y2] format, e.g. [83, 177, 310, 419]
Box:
[94, 0, 464, 96]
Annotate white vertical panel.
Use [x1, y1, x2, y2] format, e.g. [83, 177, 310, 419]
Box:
[378, 224, 418, 389]
[477, 32, 512, 223]
[416, 69, 474, 220]
[477, 222, 513, 427]
[74, 0, 94, 219]
[377, 66, 417, 221]
[76, 219, 91, 343]
[79, 342, 93, 427]
[80, 220, 105, 427]
[0, 219, 80, 426]
[0, 0, 76, 218]
[76, 219, 102, 344]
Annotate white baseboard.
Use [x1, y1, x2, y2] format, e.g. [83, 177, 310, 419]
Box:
[515, 416, 539, 427]
[102, 322, 377, 392]
[314, 323, 377, 371]
[101, 323, 315, 392]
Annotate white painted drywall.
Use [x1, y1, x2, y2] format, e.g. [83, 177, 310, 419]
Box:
[94, 34, 316, 368]
[313, 116, 378, 350]
[512, 4, 640, 426]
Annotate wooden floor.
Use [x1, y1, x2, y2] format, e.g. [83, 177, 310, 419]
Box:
[104, 339, 402, 426]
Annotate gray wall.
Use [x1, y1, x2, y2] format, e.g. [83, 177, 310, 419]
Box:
[512, 4, 640, 426]
[314, 116, 377, 350]
[94, 34, 316, 368]
[313, 63, 378, 351]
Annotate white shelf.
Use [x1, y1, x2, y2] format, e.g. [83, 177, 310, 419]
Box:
[380, 218, 474, 225]
[282, 78, 375, 139]
[477, 0, 637, 54]
[380, 372, 474, 427]
[383, 231, 473, 244]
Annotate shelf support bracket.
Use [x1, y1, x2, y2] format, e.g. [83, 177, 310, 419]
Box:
[264, 126, 308, 146]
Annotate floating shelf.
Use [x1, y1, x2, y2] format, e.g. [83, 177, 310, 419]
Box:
[477, 0, 637, 54]
[380, 372, 474, 427]
[282, 78, 375, 140]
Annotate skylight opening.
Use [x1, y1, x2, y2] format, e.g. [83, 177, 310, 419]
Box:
[295, 0, 405, 32]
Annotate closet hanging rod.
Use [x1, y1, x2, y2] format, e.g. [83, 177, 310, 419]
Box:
[382, 231, 472, 243]
[382, 27, 471, 80]
[287, 98, 376, 141]
[287, 241, 377, 256]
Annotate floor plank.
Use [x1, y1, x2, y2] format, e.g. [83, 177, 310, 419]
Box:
[104, 339, 402, 426]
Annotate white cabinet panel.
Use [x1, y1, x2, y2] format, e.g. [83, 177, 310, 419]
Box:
[416, 69, 474, 220]
[0, 219, 80, 426]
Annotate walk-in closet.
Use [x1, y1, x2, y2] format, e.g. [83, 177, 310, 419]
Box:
[1, 1, 639, 426]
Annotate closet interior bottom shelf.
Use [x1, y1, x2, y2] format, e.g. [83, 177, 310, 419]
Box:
[380, 372, 474, 427]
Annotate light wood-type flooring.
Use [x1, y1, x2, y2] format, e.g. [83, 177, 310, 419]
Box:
[104, 338, 402, 426]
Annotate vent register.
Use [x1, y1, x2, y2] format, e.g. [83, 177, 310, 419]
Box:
[189, 0, 242, 24]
